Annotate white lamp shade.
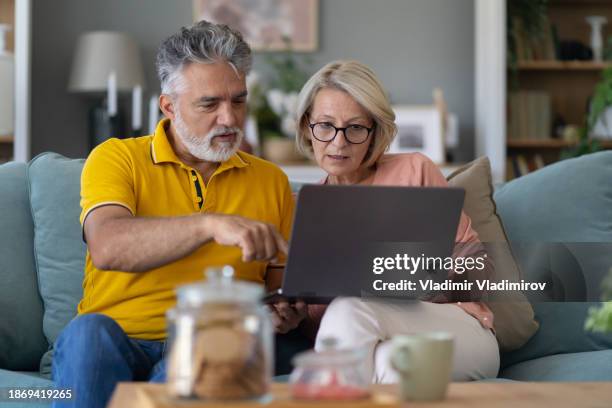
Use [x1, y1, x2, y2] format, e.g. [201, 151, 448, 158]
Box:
[68, 31, 145, 92]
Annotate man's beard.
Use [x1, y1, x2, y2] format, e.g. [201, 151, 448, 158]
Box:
[173, 111, 244, 162]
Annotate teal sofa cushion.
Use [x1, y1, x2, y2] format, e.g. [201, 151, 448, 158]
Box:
[494, 152, 612, 365]
[501, 302, 612, 368]
[494, 151, 612, 243]
[27, 153, 86, 349]
[0, 369, 53, 408]
[500, 349, 612, 381]
[0, 162, 47, 371]
[494, 152, 612, 299]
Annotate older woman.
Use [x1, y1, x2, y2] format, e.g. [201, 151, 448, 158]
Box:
[294, 60, 499, 383]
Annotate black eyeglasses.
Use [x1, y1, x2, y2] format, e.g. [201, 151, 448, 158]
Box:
[308, 122, 374, 144]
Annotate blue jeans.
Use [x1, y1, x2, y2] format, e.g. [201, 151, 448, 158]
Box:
[51, 313, 166, 408]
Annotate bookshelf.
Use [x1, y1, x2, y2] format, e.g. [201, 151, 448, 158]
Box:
[0, 0, 14, 163]
[516, 61, 612, 70]
[507, 0, 612, 179]
[508, 138, 612, 148]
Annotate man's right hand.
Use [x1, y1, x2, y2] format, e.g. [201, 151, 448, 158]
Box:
[203, 214, 288, 262]
[84, 206, 288, 272]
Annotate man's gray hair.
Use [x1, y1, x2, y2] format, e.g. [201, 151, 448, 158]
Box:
[156, 20, 252, 95]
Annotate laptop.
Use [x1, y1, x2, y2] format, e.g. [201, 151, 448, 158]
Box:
[266, 184, 465, 304]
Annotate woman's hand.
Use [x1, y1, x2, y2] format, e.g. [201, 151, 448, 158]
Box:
[269, 300, 308, 334]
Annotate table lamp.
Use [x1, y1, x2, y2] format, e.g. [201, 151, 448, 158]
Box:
[68, 31, 145, 148]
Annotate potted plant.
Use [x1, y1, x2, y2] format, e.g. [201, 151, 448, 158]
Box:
[585, 268, 612, 333]
[507, 0, 550, 87]
[248, 44, 311, 163]
[561, 68, 612, 159]
[587, 67, 612, 139]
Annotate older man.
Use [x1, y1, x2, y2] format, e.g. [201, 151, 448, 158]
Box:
[52, 21, 307, 408]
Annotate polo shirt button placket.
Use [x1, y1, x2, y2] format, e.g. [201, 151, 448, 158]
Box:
[190, 169, 205, 210]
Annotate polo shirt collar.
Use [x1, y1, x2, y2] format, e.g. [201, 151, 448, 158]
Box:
[151, 118, 182, 165]
[150, 118, 250, 172]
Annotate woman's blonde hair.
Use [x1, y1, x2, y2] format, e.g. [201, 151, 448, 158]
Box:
[295, 60, 397, 168]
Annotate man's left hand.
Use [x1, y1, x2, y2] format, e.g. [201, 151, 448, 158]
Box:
[269, 300, 308, 334]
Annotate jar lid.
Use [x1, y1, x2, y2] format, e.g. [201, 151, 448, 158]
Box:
[176, 266, 263, 307]
[292, 338, 366, 368]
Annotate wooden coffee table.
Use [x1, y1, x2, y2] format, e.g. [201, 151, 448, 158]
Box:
[108, 381, 612, 407]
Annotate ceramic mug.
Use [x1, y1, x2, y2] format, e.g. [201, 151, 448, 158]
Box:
[389, 332, 454, 401]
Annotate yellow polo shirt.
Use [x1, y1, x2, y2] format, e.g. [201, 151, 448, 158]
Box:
[78, 119, 294, 340]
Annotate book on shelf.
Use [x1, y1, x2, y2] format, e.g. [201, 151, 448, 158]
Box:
[507, 154, 545, 179]
[505, 159, 515, 180]
[516, 155, 530, 176]
[533, 154, 545, 170]
[508, 91, 551, 140]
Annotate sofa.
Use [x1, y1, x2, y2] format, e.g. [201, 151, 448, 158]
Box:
[1, 151, 612, 408]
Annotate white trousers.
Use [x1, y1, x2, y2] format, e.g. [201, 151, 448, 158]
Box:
[314, 298, 500, 383]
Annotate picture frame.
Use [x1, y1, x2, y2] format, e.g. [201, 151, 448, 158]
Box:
[193, 0, 319, 51]
[389, 105, 445, 164]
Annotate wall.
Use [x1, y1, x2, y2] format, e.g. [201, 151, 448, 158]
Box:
[31, 0, 474, 161]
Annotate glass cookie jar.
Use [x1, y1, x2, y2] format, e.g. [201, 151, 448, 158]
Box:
[166, 266, 273, 401]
